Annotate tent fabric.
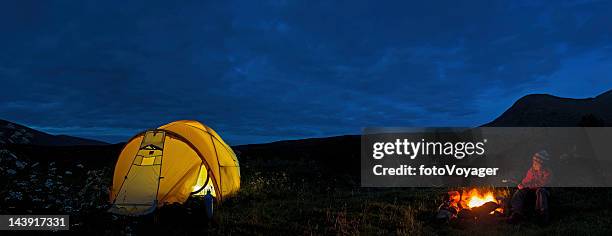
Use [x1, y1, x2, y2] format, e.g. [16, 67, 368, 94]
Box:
[109, 120, 240, 216]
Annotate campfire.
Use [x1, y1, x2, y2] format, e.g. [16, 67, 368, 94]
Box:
[437, 188, 506, 222]
[461, 188, 503, 212]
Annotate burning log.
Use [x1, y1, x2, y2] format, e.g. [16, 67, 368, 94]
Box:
[470, 201, 499, 217]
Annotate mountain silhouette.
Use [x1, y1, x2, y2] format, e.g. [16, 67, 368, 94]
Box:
[0, 119, 108, 146]
[2, 89, 611, 148]
[484, 89, 612, 127]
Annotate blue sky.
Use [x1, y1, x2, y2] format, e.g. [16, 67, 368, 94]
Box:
[1, 0, 612, 145]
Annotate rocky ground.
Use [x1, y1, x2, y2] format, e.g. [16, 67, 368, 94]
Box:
[0, 148, 111, 216]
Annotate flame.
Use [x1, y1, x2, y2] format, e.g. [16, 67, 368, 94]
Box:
[465, 189, 497, 208]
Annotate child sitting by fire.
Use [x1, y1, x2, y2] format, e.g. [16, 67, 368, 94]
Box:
[508, 150, 553, 224]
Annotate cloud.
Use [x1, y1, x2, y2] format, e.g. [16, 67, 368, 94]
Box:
[1, 0, 612, 144]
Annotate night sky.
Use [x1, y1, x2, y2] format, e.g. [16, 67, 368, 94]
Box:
[2, 1, 612, 145]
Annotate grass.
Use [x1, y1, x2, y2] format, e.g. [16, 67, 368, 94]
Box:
[2, 145, 612, 235]
[195, 168, 612, 235]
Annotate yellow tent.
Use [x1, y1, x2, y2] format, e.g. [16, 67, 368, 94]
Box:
[109, 120, 240, 215]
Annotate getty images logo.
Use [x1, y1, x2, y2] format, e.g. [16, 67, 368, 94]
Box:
[372, 138, 487, 160]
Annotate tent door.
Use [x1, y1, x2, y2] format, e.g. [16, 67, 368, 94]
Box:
[111, 130, 166, 215]
[192, 164, 217, 197]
